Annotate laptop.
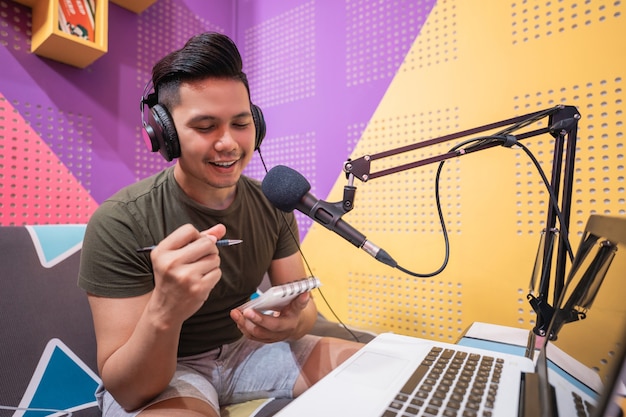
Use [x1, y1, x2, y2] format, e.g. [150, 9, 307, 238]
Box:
[276, 214, 626, 417]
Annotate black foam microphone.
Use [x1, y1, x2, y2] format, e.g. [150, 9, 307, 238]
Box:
[262, 165, 398, 268]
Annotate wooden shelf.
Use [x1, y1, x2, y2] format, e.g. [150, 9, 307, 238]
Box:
[15, 0, 108, 68]
[13, 0, 37, 6]
[11, 0, 156, 68]
[110, 0, 156, 14]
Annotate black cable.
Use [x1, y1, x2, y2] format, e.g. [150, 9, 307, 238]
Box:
[395, 151, 451, 277]
[514, 141, 575, 261]
[455, 134, 574, 261]
[256, 127, 575, 338]
[257, 150, 361, 342]
[393, 135, 493, 278]
[394, 132, 575, 277]
[498, 107, 560, 136]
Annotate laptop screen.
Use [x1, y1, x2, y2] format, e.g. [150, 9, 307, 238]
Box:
[536, 215, 626, 417]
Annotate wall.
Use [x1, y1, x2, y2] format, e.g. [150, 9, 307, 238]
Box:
[0, 0, 427, 241]
[1, 0, 236, 222]
[234, 0, 436, 240]
[1, 0, 625, 361]
[303, 0, 626, 349]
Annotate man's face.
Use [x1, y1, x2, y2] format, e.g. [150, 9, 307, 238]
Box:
[171, 78, 256, 192]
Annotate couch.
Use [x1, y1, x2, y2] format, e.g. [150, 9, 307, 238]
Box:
[0, 225, 373, 416]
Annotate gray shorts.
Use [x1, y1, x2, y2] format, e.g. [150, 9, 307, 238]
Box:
[97, 334, 321, 416]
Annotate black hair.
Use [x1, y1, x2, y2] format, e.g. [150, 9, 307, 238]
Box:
[151, 32, 250, 109]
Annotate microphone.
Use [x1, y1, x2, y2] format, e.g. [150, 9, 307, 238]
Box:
[261, 165, 398, 268]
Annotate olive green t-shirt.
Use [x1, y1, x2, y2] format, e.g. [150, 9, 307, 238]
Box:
[78, 167, 300, 356]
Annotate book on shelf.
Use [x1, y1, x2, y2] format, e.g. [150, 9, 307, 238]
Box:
[58, 0, 96, 41]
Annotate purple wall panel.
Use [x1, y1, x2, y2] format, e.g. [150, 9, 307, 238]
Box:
[1, 0, 435, 231]
[1, 0, 235, 208]
[237, 0, 436, 237]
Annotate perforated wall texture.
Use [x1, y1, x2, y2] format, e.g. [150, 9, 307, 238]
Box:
[304, 0, 625, 348]
[238, 0, 433, 222]
[247, 132, 319, 240]
[1, 0, 624, 367]
[346, 0, 431, 86]
[133, 0, 226, 180]
[243, 1, 316, 107]
[240, 1, 319, 238]
[0, 95, 99, 224]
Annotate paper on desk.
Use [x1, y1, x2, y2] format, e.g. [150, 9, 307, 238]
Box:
[462, 322, 532, 347]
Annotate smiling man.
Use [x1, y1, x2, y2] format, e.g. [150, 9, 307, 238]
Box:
[78, 32, 362, 417]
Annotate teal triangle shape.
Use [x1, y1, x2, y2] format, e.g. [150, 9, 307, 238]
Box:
[24, 346, 98, 416]
[25, 225, 86, 268]
[18, 339, 100, 417]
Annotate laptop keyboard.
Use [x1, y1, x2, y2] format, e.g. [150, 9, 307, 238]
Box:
[572, 392, 595, 417]
[381, 346, 504, 417]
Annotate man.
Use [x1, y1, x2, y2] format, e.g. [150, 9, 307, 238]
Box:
[78, 32, 363, 417]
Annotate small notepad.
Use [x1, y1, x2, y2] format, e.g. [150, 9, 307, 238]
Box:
[237, 276, 322, 315]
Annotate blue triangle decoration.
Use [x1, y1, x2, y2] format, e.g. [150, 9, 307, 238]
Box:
[25, 225, 86, 268]
[16, 339, 100, 417]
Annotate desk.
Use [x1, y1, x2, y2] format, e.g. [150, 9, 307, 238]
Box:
[275, 322, 622, 417]
[457, 322, 539, 359]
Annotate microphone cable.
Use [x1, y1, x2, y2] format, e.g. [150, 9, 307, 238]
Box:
[396, 131, 574, 277]
[257, 149, 362, 342]
[254, 129, 574, 340]
[394, 151, 451, 278]
[507, 140, 575, 261]
[451, 134, 574, 262]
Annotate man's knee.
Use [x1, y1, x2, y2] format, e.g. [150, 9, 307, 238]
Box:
[295, 337, 363, 394]
[139, 397, 219, 417]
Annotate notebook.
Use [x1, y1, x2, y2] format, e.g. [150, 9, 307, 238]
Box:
[237, 276, 321, 315]
[276, 215, 626, 417]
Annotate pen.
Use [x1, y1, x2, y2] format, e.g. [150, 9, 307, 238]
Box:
[136, 239, 243, 253]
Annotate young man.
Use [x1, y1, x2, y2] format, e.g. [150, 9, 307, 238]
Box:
[78, 32, 363, 416]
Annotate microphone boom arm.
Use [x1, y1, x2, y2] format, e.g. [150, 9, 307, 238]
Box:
[342, 105, 581, 337]
[344, 106, 573, 181]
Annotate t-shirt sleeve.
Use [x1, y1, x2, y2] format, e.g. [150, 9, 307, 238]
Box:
[273, 211, 301, 260]
[78, 200, 155, 298]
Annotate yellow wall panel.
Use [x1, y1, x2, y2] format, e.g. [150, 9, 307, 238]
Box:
[305, 0, 625, 344]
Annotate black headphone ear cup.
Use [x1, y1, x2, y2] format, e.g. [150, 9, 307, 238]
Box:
[141, 100, 159, 153]
[251, 104, 266, 150]
[148, 104, 181, 162]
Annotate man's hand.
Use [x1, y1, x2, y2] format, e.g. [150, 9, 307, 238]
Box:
[149, 223, 226, 327]
[230, 292, 311, 343]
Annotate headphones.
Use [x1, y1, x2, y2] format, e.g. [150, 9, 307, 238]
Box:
[140, 83, 266, 162]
